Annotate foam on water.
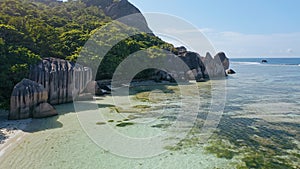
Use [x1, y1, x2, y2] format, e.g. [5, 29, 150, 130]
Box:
[233, 61, 261, 65]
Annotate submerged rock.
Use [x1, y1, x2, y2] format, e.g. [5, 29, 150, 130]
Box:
[9, 79, 57, 120]
[261, 59, 268, 63]
[226, 69, 236, 75]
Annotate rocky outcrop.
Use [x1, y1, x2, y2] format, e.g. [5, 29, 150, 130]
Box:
[84, 81, 104, 96]
[33, 102, 57, 118]
[152, 47, 231, 82]
[29, 58, 92, 105]
[203, 52, 227, 78]
[261, 59, 268, 63]
[214, 52, 230, 70]
[105, 0, 140, 19]
[174, 46, 229, 80]
[104, 0, 151, 33]
[226, 69, 236, 74]
[174, 46, 205, 81]
[10, 58, 92, 120]
[9, 79, 57, 120]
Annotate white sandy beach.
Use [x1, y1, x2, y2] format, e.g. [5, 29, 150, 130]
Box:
[0, 110, 31, 158]
[0, 92, 236, 169]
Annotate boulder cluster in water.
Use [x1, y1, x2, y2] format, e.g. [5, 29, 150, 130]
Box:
[154, 46, 230, 82]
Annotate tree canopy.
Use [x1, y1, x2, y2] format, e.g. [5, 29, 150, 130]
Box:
[0, 0, 175, 109]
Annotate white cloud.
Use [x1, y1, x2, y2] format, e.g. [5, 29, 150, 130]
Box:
[143, 12, 300, 58]
[287, 48, 293, 54]
[202, 30, 300, 58]
[156, 28, 300, 58]
[197, 28, 215, 33]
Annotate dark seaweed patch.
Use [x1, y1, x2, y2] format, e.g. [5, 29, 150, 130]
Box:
[116, 122, 134, 127]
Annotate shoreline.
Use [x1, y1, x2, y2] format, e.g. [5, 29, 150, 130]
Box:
[0, 110, 31, 158]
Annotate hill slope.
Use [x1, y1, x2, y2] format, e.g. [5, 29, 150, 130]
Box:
[0, 0, 174, 108]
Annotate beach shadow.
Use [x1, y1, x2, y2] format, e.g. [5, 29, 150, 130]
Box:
[23, 116, 63, 133]
[55, 103, 76, 115]
[23, 103, 76, 133]
[97, 104, 116, 108]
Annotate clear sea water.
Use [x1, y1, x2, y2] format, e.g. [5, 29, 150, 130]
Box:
[0, 58, 299, 168]
[231, 57, 300, 65]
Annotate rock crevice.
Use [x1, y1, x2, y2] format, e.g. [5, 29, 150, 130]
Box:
[29, 57, 92, 105]
[10, 58, 92, 120]
[155, 47, 231, 82]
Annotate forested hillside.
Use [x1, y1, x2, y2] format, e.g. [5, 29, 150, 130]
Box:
[0, 0, 175, 109]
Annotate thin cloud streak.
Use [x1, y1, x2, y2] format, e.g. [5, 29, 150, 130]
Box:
[203, 29, 300, 58]
[158, 28, 300, 58]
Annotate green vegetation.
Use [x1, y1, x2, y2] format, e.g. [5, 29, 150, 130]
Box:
[151, 123, 171, 129]
[109, 107, 120, 113]
[163, 116, 299, 168]
[109, 106, 140, 114]
[98, 104, 116, 108]
[116, 122, 134, 127]
[0, 0, 175, 109]
[132, 105, 151, 109]
[135, 92, 151, 102]
[127, 115, 138, 120]
[96, 122, 106, 125]
[204, 140, 237, 159]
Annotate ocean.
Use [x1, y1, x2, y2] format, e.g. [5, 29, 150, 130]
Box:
[231, 57, 300, 65]
[0, 58, 299, 168]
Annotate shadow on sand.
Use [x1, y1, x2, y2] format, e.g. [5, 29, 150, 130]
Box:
[23, 103, 76, 133]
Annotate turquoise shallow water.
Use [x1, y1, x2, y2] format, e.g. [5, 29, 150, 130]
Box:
[0, 59, 299, 168]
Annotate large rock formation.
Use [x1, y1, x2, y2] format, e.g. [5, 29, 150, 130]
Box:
[84, 81, 104, 96]
[178, 49, 206, 80]
[105, 0, 140, 19]
[9, 79, 57, 120]
[83, 0, 151, 32]
[203, 52, 227, 78]
[152, 47, 230, 82]
[29, 58, 92, 105]
[175, 46, 229, 80]
[214, 52, 230, 70]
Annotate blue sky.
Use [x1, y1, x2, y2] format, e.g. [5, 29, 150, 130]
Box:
[129, 0, 300, 58]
